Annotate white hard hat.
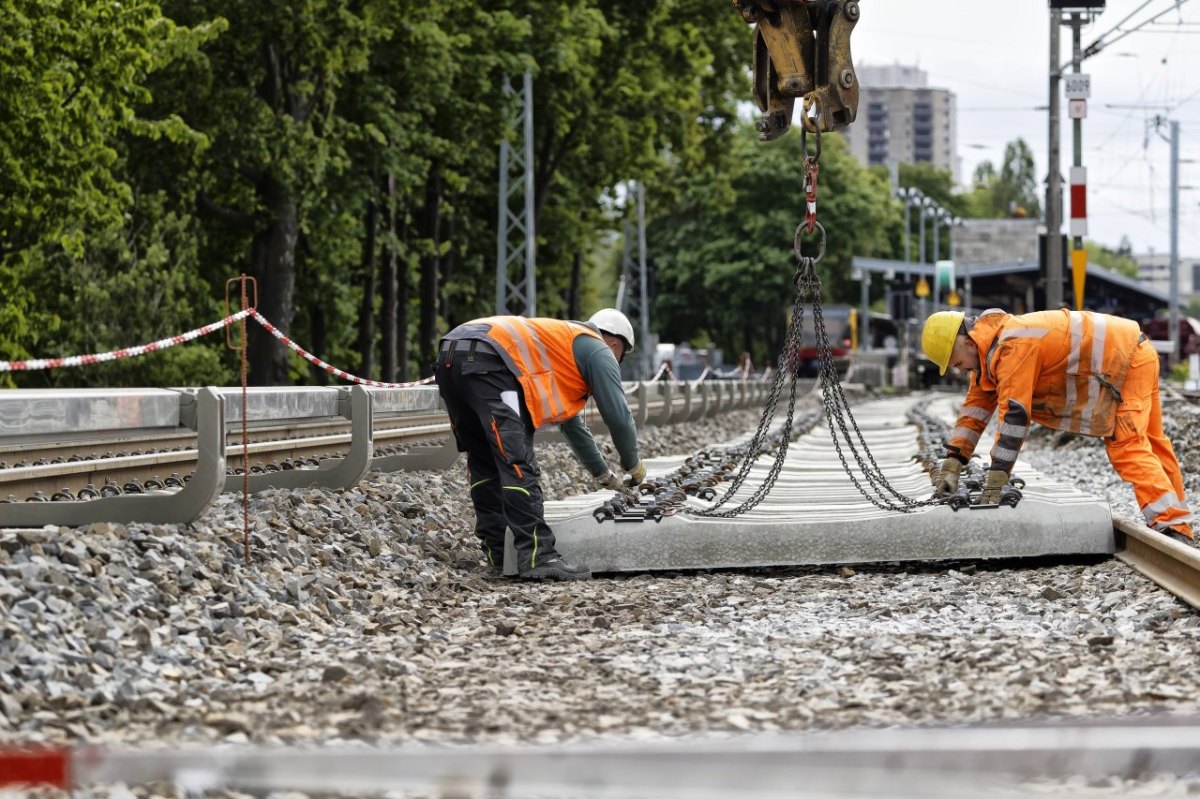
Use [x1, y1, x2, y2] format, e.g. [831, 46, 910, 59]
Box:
[589, 308, 635, 353]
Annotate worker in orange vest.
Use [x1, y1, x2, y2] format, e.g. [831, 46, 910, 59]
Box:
[435, 309, 647, 580]
[922, 308, 1194, 544]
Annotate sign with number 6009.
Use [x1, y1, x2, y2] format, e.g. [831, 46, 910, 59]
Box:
[1064, 73, 1091, 100]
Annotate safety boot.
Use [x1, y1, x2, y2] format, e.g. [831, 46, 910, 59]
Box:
[519, 554, 591, 581]
[1162, 526, 1196, 546]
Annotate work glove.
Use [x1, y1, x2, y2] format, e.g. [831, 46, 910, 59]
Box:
[978, 469, 1009, 505]
[598, 471, 624, 492]
[932, 458, 963, 498]
[627, 461, 647, 486]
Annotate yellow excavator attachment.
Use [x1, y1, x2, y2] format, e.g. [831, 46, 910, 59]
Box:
[733, 0, 860, 140]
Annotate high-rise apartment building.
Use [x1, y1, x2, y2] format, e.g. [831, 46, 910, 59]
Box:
[842, 64, 958, 183]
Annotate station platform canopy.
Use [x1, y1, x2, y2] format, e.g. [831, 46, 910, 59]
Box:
[852, 255, 1182, 324]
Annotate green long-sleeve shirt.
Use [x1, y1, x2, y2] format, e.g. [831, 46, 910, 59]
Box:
[558, 331, 640, 476]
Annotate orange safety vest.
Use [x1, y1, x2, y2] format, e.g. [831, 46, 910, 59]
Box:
[949, 309, 1143, 469]
[452, 316, 603, 429]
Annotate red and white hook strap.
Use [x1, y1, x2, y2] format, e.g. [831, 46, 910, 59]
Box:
[248, 311, 434, 389]
[803, 157, 820, 234]
[0, 310, 253, 372]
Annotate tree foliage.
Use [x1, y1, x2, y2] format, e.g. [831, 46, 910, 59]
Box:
[962, 138, 1041, 219]
[1086, 239, 1139, 279]
[2, 1, 922, 387]
[650, 127, 896, 364]
[0, 0, 220, 382]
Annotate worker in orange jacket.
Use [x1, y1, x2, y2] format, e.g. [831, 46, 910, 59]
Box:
[435, 310, 646, 580]
[922, 308, 1194, 544]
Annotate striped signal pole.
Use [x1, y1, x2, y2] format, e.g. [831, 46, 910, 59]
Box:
[1069, 164, 1088, 309]
[1066, 12, 1089, 311]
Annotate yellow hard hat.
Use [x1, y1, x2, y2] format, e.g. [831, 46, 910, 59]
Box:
[921, 311, 965, 375]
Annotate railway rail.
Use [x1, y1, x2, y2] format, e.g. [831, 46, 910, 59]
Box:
[0, 380, 770, 526]
[4, 722, 1200, 796]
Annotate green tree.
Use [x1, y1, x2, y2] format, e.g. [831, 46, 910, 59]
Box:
[1085, 240, 1139, 279]
[962, 138, 1041, 219]
[0, 0, 221, 384]
[872, 162, 966, 267]
[154, 0, 380, 385]
[650, 126, 896, 364]
[0, 0, 767, 388]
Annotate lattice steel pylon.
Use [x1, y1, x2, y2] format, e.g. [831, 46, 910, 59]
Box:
[616, 181, 651, 379]
[495, 72, 537, 316]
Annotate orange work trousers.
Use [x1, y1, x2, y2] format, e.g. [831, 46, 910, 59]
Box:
[1104, 340, 1194, 538]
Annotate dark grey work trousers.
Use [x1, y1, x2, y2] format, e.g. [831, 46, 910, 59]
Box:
[433, 343, 560, 572]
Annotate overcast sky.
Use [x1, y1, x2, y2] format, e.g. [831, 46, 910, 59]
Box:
[849, 0, 1200, 257]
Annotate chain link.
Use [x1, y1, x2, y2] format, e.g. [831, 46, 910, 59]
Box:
[691, 120, 936, 517]
[595, 122, 942, 523]
[799, 267, 942, 512]
[691, 256, 817, 518]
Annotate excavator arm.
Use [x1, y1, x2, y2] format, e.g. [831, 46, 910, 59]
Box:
[733, 0, 860, 140]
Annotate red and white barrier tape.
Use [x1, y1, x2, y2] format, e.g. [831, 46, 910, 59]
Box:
[0, 310, 252, 372]
[247, 311, 433, 389]
[648, 362, 674, 382]
[0, 309, 434, 389]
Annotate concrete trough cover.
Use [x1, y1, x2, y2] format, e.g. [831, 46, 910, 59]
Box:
[537, 394, 1115, 573]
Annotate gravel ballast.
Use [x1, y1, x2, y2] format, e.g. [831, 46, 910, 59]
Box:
[2, 391, 1200, 796]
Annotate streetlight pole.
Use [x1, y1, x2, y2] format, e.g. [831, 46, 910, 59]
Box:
[952, 217, 969, 311]
[900, 189, 919, 273]
[918, 197, 929, 266]
[897, 187, 922, 382]
[1170, 120, 1180, 369]
[932, 208, 944, 313]
[903, 195, 912, 268]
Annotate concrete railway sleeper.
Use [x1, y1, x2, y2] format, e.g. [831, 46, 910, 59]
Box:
[531, 392, 1200, 610]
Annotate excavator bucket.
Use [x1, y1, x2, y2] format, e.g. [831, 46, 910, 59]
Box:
[735, 0, 860, 139]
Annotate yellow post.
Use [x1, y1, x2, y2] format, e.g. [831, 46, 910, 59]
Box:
[1071, 248, 1088, 310]
[848, 307, 858, 350]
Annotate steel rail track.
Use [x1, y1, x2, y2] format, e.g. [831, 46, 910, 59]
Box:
[0, 399, 684, 501]
[0, 421, 455, 501]
[5, 722, 1200, 796]
[1113, 517, 1200, 610]
[0, 412, 451, 469]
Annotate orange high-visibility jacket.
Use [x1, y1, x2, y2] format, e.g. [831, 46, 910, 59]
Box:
[948, 308, 1143, 473]
[443, 316, 604, 429]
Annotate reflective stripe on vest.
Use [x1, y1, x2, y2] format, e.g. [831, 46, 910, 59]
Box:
[982, 309, 1141, 438]
[470, 316, 602, 429]
[489, 317, 566, 421]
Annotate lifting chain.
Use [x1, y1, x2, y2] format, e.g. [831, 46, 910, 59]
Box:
[594, 125, 944, 524]
[799, 253, 941, 514]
